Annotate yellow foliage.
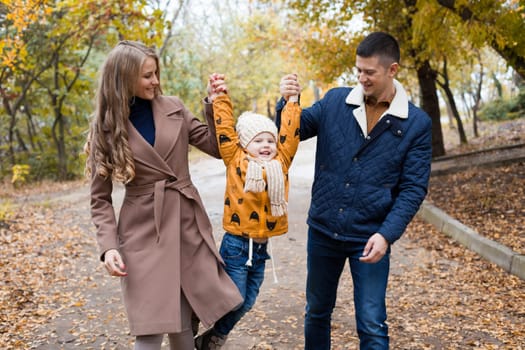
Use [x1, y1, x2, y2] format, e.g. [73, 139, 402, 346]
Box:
[1, 0, 49, 69]
[3, 0, 45, 31]
[11, 164, 31, 186]
[1, 0, 164, 71]
[0, 200, 13, 222]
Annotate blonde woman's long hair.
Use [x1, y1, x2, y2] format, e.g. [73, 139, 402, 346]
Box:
[84, 41, 162, 184]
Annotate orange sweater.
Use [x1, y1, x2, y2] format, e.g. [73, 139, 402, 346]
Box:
[212, 94, 301, 239]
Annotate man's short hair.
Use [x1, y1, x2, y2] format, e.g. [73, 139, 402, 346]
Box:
[356, 32, 400, 66]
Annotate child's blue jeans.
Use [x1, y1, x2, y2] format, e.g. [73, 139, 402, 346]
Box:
[213, 233, 270, 336]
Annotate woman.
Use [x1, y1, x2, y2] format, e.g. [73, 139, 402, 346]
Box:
[84, 40, 242, 350]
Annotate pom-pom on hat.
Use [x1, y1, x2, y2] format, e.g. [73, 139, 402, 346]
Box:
[236, 112, 278, 148]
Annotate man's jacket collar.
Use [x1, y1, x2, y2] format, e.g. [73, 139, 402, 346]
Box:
[345, 79, 409, 119]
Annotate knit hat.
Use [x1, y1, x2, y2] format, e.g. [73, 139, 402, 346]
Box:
[236, 112, 278, 148]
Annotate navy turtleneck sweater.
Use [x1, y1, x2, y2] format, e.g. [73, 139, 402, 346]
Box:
[129, 97, 155, 146]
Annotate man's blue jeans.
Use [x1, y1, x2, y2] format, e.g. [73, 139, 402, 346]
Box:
[305, 228, 390, 350]
[214, 233, 270, 336]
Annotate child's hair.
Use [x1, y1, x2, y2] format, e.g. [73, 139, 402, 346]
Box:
[85, 41, 162, 183]
[235, 112, 278, 149]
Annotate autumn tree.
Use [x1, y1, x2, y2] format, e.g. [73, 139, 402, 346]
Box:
[2, 0, 309, 181]
[436, 0, 525, 79]
[0, 0, 167, 180]
[0, 0, 52, 173]
[279, 0, 523, 156]
[280, 0, 446, 156]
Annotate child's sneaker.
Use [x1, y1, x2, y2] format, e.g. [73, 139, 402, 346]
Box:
[194, 328, 227, 350]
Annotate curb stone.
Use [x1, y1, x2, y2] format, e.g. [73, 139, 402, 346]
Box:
[417, 200, 525, 280]
[430, 143, 525, 176]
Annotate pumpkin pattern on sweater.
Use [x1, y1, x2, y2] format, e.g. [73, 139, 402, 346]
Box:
[212, 94, 301, 239]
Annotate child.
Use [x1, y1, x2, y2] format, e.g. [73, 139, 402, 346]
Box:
[194, 74, 301, 349]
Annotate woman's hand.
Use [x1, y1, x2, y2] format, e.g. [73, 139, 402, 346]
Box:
[208, 73, 228, 102]
[103, 249, 128, 277]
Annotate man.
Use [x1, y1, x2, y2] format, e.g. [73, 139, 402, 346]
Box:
[277, 32, 432, 349]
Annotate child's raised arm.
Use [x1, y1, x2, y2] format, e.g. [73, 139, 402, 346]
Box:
[210, 74, 239, 165]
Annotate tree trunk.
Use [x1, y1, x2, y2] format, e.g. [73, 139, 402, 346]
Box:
[472, 105, 479, 138]
[15, 129, 28, 152]
[417, 60, 445, 157]
[51, 104, 67, 180]
[472, 64, 484, 138]
[440, 82, 467, 144]
[23, 103, 44, 152]
[267, 99, 275, 120]
[50, 55, 68, 180]
[445, 99, 456, 129]
[58, 113, 67, 180]
[436, 58, 467, 144]
[4, 99, 17, 165]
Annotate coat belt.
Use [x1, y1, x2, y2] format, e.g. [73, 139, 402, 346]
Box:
[125, 177, 193, 242]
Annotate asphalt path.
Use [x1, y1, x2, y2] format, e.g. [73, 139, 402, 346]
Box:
[30, 136, 507, 349]
[189, 138, 432, 349]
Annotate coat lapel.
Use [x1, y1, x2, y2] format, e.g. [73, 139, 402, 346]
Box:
[127, 96, 184, 175]
[127, 121, 172, 174]
[152, 96, 183, 161]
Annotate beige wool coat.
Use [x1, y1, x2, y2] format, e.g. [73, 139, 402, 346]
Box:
[90, 95, 243, 336]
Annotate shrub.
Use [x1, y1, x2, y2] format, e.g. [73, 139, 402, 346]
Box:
[11, 164, 31, 187]
[0, 200, 13, 223]
[479, 89, 525, 121]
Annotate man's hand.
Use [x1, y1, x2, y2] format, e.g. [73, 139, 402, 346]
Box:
[359, 233, 389, 264]
[279, 73, 300, 101]
[104, 249, 128, 277]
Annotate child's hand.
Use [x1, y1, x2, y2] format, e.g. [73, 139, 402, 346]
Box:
[208, 73, 228, 102]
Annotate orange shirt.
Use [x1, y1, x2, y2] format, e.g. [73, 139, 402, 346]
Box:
[212, 94, 301, 239]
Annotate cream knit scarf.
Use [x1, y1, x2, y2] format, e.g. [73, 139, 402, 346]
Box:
[244, 155, 287, 217]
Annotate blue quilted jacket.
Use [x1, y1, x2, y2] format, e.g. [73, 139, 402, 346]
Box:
[277, 83, 432, 244]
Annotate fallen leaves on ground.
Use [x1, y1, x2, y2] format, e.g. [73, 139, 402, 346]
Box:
[427, 162, 525, 254]
[0, 204, 91, 348]
[428, 118, 524, 254]
[234, 216, 525, 349]
[0, 198, 132, 349]
[1, 119, 524, 349]
[391, 218, 525, 349]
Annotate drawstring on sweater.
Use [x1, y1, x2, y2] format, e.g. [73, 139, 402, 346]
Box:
[245, 238, 279, 284]
[245, 238, 254, 267]
[268, 239, 278, 283]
